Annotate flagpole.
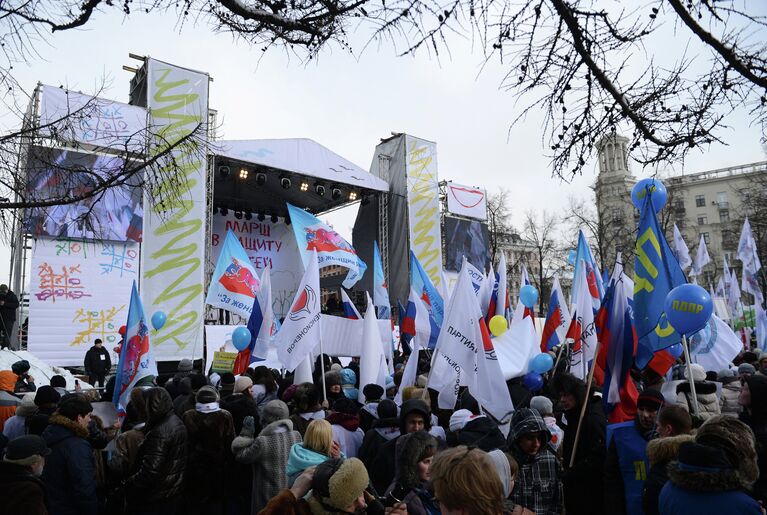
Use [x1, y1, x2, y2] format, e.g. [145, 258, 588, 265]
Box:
[320, 340, 328, 404]
[681, 334, 700, 417]
[569, 338, 601, 469]
[549, 343, 567, 381]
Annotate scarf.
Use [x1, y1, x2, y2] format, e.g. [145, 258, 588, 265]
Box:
[196, 401, 221, 413]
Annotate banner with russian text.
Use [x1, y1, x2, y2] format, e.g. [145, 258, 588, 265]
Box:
[405, 135, 443, 289]
[27, 236, 135, 366]
[141, 58, 208, 361]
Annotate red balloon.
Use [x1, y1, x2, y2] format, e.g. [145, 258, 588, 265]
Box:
[118, 325, 127, 336]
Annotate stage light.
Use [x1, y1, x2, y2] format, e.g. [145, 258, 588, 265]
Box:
[331, 188, 342, 200]
[239, 168, 249, 180]
[281, 177, 291, 189]
[349, 191, 358, 201]
[255, 173, 266, 186]
[221, 208, 229, 216]
[218, 165, 231, 178]
[257, 213, 265, 222]
[234, 211, 243, 219]
[271, 214, 278, 223]
[315, 184, 326, 196]
[300, 182, 309, 192]
[245, 212, 252, 220]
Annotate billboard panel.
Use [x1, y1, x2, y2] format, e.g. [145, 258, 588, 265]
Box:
[141, 58, 208, 361]
[444, 216, 490, 272]
[446, 182, 487, 220]
[23, 148, 143, 242]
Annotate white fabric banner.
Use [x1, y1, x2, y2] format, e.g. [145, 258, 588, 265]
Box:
[27, 237, 136, 366]
[405, 135, 444, 290]
[210, 212, 303, 318]
[39, 85, 147, 153]
[141, 58, 208, 362]
[319, 315, 394, 357]
[446, 182, 487, 220]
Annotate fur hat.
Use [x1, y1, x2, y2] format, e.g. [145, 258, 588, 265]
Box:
[530, 396, 554, 416]
[717, 369, 736, 382]
[16, 392, 39, 417]
[394, 431, 438, 490]
[3, 435, 50, 466]
[695, 415, 759, 487]
[196, 385, 220, 404]
[261, 400, 290, 425]
[310, 458, 369, 511]
[739, 363, 756, 375]
[684, 364, 706, 383]
[362, 384, 384, 402]
[34, 385, 61, 407]
[293, 383, 320, 412]
[234, 376, 253, 394]
[178, 359, 194, 372]
[325, 371, 342, 387]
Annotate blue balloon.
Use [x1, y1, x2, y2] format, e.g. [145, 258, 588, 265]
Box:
[232, 326, 252, 351]
[151, 311, 167, 331]
[530, 353, 555, 374]
[631, 178, 667, 213]
[664, 284, 713, 336]
[520, 285, 539, 308]
[522, 372, 544, 392]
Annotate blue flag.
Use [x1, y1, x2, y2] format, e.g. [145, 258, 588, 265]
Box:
[410, 251, 444, 325]
[633, 194, 688, 368]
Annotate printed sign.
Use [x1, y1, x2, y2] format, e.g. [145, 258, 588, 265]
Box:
[446, 182, 487, 220]
[211, 351, 238, 373]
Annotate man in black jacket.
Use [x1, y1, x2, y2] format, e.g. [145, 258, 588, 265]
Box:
[125, 387, 188, 515]
[0, 284, 19, 348]
[83, 339, 111, 387]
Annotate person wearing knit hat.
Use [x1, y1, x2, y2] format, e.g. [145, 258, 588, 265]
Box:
[385, 375, 397, 400]
[359, 383, 384, 433]
[2, 392, 37, 440]
[605, 388, 665, 515]
[339, 368, 359, 401]
[234, 375, 253, 395]
[0, 434, 50, 512]
[675, 364, 721, 423]
[164, 359, 195, 400]
[219, 372, 236, 398]
[530, 395, 565, 451]
[330, 363, 342, 373]
[181, 384, 235, 513]
[178, 358, 193, 373]
[172, 373, 207, 417]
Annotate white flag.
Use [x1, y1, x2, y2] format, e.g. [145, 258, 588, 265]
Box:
[478, 268, 494, 313]
[276, 250, 322, 371]
[567, 259, 598, 379]
[691, 234, 711, 276]
[252, 267, 275, 359]
[293, 356, 313, 385]
[689, 315, 742, 372]
[673, 224, 692, 270]
[715, 277, 727, 299]
[728, 270, 742, 317]
[723, 256, 731, 287]
[494, 315, 540, 380]
[738, 218, 762, 271]
[496, 253, 509, 320]
[756, 303, 767, 352]
[428, 260, 514, 421]
[358, 294, 387, 403]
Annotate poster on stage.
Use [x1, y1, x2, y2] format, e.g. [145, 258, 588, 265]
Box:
[23, 148, 143, 242]
[210, 211, 303, 318]
[443, 216, 490, 272]
[27, 236, 137, 366]
[446, 182, 487, 220]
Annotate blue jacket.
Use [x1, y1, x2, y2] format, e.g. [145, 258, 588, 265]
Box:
[286, 442, 345, 485]
[659, 482, 761, 515]
[42, 414, 97, 515]
[605, 420, 651, 515]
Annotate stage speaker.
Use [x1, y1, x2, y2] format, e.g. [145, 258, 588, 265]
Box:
[281, 177, 291, 189]
[255, 173, 267, 186]
[218, 165, 231, 178]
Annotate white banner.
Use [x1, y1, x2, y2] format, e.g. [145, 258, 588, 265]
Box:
[319, 315, 393, 357]
[141, 58, 208, 361]
[405, 135, 443, 289]
[210, 212, 303, 318]
[27, 237, 136, 366]
[39, 85, 147, 153]
[446, 182, 487, 220]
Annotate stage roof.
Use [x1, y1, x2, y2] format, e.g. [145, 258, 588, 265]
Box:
[211, 138, 388, 217]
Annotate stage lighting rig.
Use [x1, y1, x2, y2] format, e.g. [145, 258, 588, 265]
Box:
[300, 182, 309, 192]
[220, 208, 229, 216]
[255, 173, 266, 186]
[271, 214, 279, 223]
[331, 187, 342, 200]
[234, 211, 243, 219]
[348, 191, 358, 201]
[239, 168, 249, 180]
[280, 177, 291, 189]
[218, 165, 231, 178]
[257, 213, 266, 222]
[245, 212, 252, 220]
[315, 184, 326, 196]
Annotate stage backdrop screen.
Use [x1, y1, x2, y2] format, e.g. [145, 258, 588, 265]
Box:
[444, 216, 490, 272]
[23, 148, 143, 242]
[210, 212, 303, 318]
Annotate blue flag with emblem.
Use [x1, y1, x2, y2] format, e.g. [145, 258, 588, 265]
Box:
[633, 192, 688, 368]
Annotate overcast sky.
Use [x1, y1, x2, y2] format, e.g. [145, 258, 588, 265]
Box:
[1, 7, 765, 284]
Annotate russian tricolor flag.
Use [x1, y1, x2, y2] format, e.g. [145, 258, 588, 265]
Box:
[341, 289, 361, 320]
[541, 277, 570, 352]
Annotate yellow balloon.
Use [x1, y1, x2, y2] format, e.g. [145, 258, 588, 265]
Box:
[489, 315, 508, 337]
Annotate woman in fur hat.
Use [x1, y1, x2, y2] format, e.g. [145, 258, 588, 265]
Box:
[384, 431, 440, 515]
[675, 364, 721, 423]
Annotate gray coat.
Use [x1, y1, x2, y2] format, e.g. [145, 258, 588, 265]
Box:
[232, 418, 302, 515]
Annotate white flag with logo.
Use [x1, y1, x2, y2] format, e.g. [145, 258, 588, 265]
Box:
[728, 270, 742, 317]
[689, 315, 742, 372]
[691, 234, 711, 276]
[358, 294, 387, 403]
[252, 267, 275, 359]
[756, 303, 767, 352]
[276, 250, 322, 371]
[428, 260, 514, 421]
[567, 259, 598, 379]
[673, 224, 692, 270]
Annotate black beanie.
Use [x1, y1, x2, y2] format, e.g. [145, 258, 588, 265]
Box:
[377, 399, 398, 419]
[50, 375, 66, 388]
[637, 389, 665, 411]
[34, 386, 61, 407]
[11, 360, 30, 375]
[362, 384, 384, 402]
[332, 397, 359, 415]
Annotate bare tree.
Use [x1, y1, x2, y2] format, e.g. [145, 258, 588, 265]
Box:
[486, 187, 513, 265]
[732, 172, 767, 301]
[523, 209, 561, 313]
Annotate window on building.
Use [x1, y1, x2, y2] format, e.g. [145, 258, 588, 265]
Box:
[719, 210, 730, 222]
[695, 195, 706, 207]
[674, 199, 685, 211]
[697, 215, 707, 225]
[701, 232, 710, 244]
[717, 192, 729, 206]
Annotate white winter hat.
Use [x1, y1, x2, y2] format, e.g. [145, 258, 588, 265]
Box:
[683, 363, 706, 382]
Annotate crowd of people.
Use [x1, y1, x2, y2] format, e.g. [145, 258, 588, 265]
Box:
[2, 345, 767, 515]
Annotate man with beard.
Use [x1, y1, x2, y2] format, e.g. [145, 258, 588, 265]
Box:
[604, 389, 665, 515]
